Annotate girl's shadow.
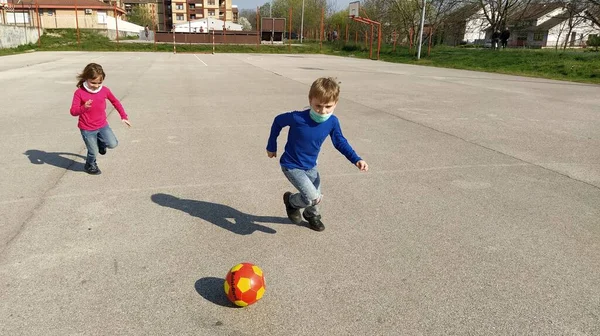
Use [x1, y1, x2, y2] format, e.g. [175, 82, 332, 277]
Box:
[24, 150, 86, 172]
[151, 193, 295, 235]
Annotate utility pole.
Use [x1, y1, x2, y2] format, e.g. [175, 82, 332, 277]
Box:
[300, 0, 304, 43]
[417, 0, 426, 60]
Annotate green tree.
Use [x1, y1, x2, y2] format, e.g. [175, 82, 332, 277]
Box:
[588, 34, 600, 50]
[128, 5, 154, 28]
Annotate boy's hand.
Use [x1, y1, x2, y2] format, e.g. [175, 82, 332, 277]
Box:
[356, 160, 369, 172]
[84, 99, 93, 108]
[122, 119, 131, 128]
[267, 151, 277, 158]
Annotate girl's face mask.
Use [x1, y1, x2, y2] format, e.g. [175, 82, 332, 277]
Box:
[309, 98, 337, 123]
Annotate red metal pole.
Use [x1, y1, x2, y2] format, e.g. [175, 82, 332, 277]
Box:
[377, 23, 381, 60]
[345, 24, 348, 43]
[74, 0, 80, 47]
[393, 30, 397, 52]
[320, 7, 324, 50]
[288, 7, 292, 52]
[256, 7, 260, 46]
[428, 26, 433, 57]
[370, 23, 374, 59]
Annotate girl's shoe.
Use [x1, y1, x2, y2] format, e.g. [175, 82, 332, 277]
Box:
[84, 163, 101, 175]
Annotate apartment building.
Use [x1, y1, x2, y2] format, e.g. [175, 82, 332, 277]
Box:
[163, 0, 237, 31]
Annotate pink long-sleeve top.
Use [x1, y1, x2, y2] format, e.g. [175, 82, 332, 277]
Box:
[70, 86, 128, 131]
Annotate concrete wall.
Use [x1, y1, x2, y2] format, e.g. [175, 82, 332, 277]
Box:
[0, 24, 39, 49]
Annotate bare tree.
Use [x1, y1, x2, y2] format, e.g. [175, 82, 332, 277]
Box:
[475, 0, 532, 32]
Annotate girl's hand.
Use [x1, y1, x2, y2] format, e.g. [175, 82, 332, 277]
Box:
[267, 151, 277, 158]
[84, 99, 93, 108]
[122, 119, 131, 128]
[356, 160, 369, 172]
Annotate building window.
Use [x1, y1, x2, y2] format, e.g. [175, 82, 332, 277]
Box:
[176, 3, 184, 10]
[189, 4, 195, 9]
[190, 14, 196, 19]
[176, 14, 184, 20]
[208, 9, 215, 16]
[97, 11, 107, 24]
[47, 9, 54, 16]
[208, 0, 215, 5]
[533, 32, 544, 41]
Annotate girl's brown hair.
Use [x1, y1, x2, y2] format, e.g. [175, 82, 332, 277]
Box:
[76, 63, 106, 88]
[308, 77, 340, 103]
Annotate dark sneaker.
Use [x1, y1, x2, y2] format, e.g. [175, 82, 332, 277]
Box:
[84, 163, 101, 175]
[98, 139, 106, 155]
[283, 192, 302, 224]
[303, 213, 325, 232]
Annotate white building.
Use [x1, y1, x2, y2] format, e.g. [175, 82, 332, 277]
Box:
[173, 18, 242, 33]
[447, 3, 600, 48]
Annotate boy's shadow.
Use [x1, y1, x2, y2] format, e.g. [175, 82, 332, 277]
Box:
[24, 150, 86, 172]
[151, 193, 296, 235]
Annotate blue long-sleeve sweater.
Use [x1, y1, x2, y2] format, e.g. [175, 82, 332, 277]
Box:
[266, 109, 362, 170]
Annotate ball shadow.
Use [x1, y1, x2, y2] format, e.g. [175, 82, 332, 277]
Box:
[194, 277, 238, 308]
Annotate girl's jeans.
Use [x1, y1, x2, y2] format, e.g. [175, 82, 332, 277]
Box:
[282, 166, 322, 218]
[80, 125, 118, 165]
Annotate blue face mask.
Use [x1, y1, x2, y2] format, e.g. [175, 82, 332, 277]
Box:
[309, 108, 333, 123]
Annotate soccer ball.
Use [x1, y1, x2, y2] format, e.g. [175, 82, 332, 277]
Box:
[224, 262, 266, 307]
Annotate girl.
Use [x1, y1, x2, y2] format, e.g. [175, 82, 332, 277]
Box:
[70, 63, 131, 175]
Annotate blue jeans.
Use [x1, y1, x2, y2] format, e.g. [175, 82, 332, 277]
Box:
[282, 167, 321, 218]
[80, 125, 118, 165]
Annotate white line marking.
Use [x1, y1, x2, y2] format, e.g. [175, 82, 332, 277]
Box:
[194, 54, 207, 66]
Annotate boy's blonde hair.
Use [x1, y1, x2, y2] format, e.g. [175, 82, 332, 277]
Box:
[308, 77, 340, 103]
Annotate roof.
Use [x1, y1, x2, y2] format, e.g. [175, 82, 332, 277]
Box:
[445, 3, 482, 23]
[9, 0, 126, 14]
[506, 3, 564, 22]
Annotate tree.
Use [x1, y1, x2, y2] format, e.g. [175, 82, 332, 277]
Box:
[239, 17, 252, 31]
[127, 5, 154, 28]
[239, 8, 258, 29]
[587, 34, 600, 50]
[475, 0, 531, 33]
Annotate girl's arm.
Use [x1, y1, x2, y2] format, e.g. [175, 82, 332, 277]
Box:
[69, 90, 87, 116]
[106, 88, 128, 120]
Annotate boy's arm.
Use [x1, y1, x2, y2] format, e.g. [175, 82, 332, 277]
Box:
[69, 90, 87, 116]
[106, 88, 128, 120]
[266, 112, 294, 153]
[330, 118, 362, 164]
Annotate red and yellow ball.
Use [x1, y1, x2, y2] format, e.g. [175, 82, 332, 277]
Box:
[224, 263, 266, 307]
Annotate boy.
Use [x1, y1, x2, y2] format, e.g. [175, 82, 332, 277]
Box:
[266, 77, 368, 231]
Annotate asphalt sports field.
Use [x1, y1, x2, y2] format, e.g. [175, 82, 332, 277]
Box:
[1, 51, 599, 335]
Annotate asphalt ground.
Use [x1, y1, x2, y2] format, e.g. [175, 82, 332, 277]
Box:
[1, 51, 599, 335]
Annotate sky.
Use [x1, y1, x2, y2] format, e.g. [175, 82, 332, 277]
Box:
[236, 0, 354, 10]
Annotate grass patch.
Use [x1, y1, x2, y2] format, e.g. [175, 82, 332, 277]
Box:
[2, 29, 599, 84]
